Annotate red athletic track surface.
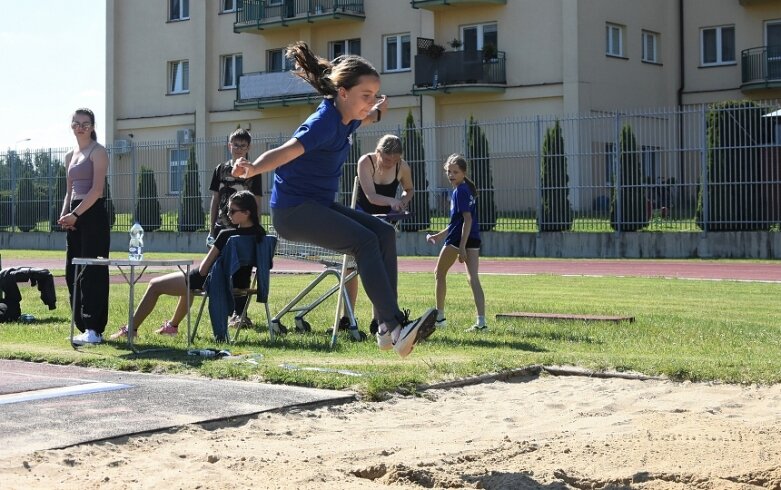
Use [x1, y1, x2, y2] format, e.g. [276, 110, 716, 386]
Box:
[2, 257, 781, 284]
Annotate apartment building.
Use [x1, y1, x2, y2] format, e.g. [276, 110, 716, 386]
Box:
[105, 0, 781, 213]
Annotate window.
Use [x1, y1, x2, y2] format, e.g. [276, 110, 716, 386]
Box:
[221, 54, 243, 89]
[766, 22, 781, 79]
[169, 0, 189, 21]
[606, 23, 624, 57]
[169, 149, 188, 193]
[642, 30, 659, 63]
[266, 49, 293, 72]
[384, 34, 411, 72]
[462, 23, 498, 52]
[701, 26, 735, 65]
[330, 38, 361, 59]
[168, 60, 189, 94]
[221, 0, 242, 13]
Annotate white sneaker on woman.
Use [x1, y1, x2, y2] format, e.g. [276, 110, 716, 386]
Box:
[72, 329, 103, 345]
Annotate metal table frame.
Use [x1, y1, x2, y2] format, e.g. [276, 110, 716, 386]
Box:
[70, 258, 193, 354]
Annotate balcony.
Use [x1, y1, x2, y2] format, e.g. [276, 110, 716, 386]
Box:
[234, 0, 364, 33]
[741, 45, 781, 91]
[413, 50, 507, 95]
[234, 71, 320, 109]
[411, 0, 506, 10]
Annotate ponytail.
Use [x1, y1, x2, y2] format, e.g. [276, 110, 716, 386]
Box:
[286, 41, 379, 98]
[464, 176, 478, 198]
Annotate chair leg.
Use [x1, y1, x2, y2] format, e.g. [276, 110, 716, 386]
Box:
[191, 293, 208, 343]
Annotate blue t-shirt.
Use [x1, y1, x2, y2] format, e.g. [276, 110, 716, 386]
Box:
[445, 182, 480, 246]
[270, 99, 362, 208]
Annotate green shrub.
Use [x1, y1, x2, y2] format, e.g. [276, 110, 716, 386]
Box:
[696, 100, 770, 231]
[539, 120, 572, 231]
[610, 124, 648, 231]
[135, 166, 162, 232]
[466, 115, 496, 231]
[179, 146, 204, 232]
[400, 111, 430, 231]
[48, 165, 67, 230]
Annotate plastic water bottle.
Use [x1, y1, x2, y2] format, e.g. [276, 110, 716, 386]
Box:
[129, 222, 144, 261]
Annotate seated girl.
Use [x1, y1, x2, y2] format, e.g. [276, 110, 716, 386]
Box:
[109, 191, 265, 339]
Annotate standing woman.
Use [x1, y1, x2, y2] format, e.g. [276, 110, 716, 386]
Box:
[58, 108, 110, 345]
[234, 42, 436, 357]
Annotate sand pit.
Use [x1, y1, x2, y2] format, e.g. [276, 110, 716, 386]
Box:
[2, 372, 780, 489]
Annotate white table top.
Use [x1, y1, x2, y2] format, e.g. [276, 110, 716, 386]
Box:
[71, 258, 193, 267]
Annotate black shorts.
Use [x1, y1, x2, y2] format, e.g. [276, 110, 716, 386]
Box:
[189, 269, 206, 290]
[445, 237, 481, 249]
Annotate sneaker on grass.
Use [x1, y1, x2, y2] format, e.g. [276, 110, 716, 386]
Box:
[393, 308, 436, 358]
[376, 330, 393, 351]
[72, 329, 103, 345]
[155, 321, 178, 336]
[464, 324, 488, 332]
[434, 317, 447, 328]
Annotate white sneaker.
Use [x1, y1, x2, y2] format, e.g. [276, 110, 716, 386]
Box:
[393, 308, 437, 358]
[464, 324, 488, 332]
[72, 329, 103, 345]
[435, 317, 447, 328]
[376, 330, 393, 351]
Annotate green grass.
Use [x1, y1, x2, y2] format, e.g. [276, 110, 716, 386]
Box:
[1, 266, 779, 400]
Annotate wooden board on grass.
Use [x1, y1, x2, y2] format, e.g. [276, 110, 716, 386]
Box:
[496, 312, 635, 323]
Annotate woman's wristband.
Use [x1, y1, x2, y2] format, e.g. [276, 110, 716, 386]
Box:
[72, 211, 80, 218]
[375, 108, 382, 122]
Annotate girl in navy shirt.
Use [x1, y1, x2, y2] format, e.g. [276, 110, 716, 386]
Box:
[426, 154, 487, 331]
[234, 42, 436, 357]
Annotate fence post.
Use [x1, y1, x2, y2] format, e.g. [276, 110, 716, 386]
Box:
[535, 115, 543, 235]
[10, 152, 16, 231]
[613, 113, 622, 235]
[131, 140, 137, 224]
[699, 105, 709, 234]
[47, 148, 53, 232]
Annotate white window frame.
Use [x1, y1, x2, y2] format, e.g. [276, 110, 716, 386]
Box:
[330, 38, 361, 59]
[383, 33, 411, 73]
[169, 0, 189, 21]
[700, 25, 736, 66]
[221, 0, 242, 13]
[169, 148, 189, 194]
[460, 22, 498, 52]
[606, 23, 624, 57]
[168, 60, 190, 94]
[642, 30, 659, 63]
[220, 54, 242, 89]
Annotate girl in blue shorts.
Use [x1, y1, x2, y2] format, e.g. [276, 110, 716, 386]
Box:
[233, 42, 436, 357]
[426, 154, 487, 332]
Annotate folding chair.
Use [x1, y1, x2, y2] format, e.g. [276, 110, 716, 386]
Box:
[189, 234, 277, 343]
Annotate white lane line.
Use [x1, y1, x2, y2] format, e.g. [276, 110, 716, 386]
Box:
[0, 382, 131, 405]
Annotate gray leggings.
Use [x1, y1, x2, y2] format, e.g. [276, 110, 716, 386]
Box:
[272, 200, 404, 329]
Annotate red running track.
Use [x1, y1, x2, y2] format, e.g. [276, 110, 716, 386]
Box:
[2, 257, 781, 284]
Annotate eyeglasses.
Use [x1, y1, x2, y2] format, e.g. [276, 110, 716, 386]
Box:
[71, 121, 93, 130]
[227, 207, 246, 215]
[231, 143, 249, 150]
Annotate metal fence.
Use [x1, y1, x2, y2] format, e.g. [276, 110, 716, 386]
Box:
[2, 101, 780, 234]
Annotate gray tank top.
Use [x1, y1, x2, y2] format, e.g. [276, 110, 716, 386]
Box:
[68, 144, 96, 197]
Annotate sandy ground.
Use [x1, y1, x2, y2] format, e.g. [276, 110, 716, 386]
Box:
[2, 372, 781, 490]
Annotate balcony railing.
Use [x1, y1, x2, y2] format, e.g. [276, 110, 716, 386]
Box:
[411, 0, 506, 10]
[235, 0, 364, 32]
[235, 71, 320, 109]
[741, 45, 781, 90]
[414, 50, 506, 93]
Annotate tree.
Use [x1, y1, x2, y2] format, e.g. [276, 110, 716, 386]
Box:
[135, 166, 162, 232]
[15, 177, 40, 232]
[103, 176, 117, 228]
[466, 115, 496, 231]
[539, 120, 572, 231]
[400, 111, 430, 231]
[48, 164, 68, 231]
[180, 145, 204, 232]
[610, 124, 648, 231]
[696, 100, 769, 231]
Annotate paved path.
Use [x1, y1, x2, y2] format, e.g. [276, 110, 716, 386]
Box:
[0, 359, 354, 458]
[3, 256, 781, 283]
